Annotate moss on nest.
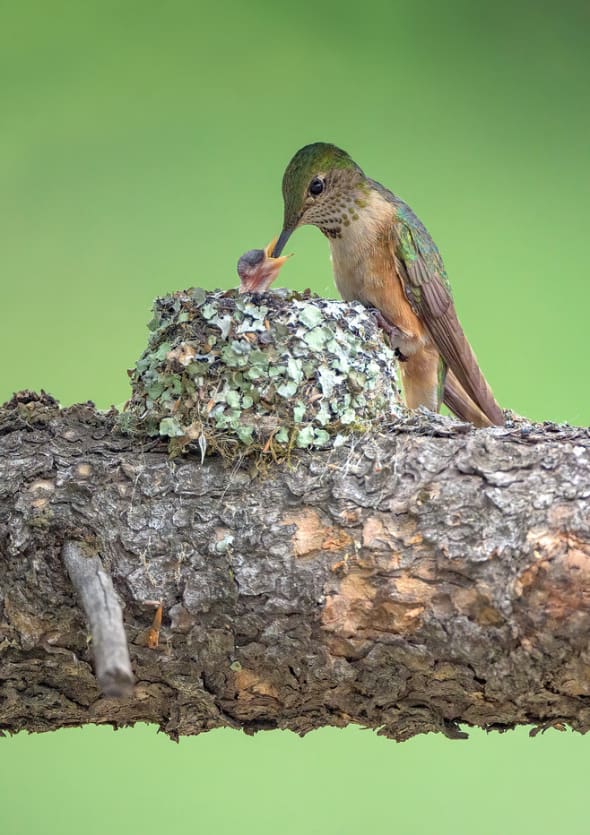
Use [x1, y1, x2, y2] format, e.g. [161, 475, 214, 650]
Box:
[121, 288, 402, 458]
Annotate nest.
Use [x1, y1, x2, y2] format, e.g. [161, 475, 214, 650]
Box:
[121, 288, 401, 458]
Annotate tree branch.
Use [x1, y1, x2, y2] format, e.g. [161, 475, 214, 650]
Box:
[62, 540, 134, 698]
[1, 391, 590, 740]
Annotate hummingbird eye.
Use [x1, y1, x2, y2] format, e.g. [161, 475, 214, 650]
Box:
[308, 177, 325, 196]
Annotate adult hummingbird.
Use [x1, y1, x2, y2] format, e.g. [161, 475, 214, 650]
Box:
[271, 143, 504, 427]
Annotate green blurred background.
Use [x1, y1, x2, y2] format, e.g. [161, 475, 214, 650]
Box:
[1, 1, 589, 832]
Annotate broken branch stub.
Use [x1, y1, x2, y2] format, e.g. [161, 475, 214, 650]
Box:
[62, 541, 133, 698]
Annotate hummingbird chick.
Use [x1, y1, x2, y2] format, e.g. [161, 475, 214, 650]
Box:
[270, 142, 504, 427]
[237, 237, 291, 294]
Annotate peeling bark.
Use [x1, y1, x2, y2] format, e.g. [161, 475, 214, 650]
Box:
[1, 391, 590, 741]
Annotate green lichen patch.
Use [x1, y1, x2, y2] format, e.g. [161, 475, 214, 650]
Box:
[121, 288, 402, 458]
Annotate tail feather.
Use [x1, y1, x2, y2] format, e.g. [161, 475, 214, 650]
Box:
[444, 371, 503, 427]
[451, 341, 504, 427]
[417, 281, 504, 426]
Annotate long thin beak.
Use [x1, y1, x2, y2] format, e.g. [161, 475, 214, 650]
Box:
[272, 227, 294, 258]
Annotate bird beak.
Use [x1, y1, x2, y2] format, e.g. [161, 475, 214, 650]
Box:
[264, 238, 293, 268]
[272, 227, 294, 258]
[263, 236, 292, 268]
[263, 237, 280, 260]
[238, 237, 292, 294]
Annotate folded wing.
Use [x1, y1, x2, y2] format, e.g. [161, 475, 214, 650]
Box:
[394, 212, 503, 426]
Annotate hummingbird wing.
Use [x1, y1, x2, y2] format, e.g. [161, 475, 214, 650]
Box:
[392, 202, 504, 426]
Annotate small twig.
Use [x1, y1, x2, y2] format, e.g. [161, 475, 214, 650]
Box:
[146, 601, 163, 648]
[62, 541, 134, 698]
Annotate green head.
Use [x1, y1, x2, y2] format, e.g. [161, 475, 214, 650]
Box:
[272, 143, 366, 257]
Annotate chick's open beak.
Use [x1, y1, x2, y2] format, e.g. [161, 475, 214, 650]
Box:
[263, 236, 290, 267]
[237, 237, 292, 294]
[271, 228, 293, 258]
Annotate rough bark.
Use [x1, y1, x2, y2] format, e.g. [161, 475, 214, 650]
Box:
[1, 391, 590, 741]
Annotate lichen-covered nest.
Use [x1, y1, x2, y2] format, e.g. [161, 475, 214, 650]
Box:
[121, 288, 401, 457]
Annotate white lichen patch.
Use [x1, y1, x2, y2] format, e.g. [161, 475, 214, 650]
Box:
[121, 288, 401, 457]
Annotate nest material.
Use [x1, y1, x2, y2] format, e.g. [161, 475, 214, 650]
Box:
[122, 288, 401, 457]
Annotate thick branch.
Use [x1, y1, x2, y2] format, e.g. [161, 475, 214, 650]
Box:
[1, 393, 590, 740]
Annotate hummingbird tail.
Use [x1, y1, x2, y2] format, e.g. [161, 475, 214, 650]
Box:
[443, 371, 503, 428]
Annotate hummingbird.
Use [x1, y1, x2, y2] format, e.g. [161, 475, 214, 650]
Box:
[237, 237, 291, 294]
[271, 143, 504, 427]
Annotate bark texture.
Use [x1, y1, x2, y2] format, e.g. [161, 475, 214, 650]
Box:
[2, 391, 590, 741]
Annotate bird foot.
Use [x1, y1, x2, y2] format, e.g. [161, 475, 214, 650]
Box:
[369, 308, 408, 362]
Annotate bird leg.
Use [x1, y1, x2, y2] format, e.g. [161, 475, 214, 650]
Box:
[368, 308, 409, 362]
